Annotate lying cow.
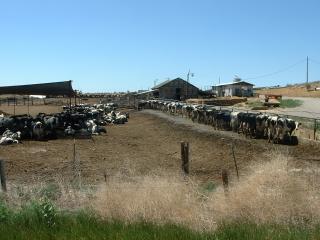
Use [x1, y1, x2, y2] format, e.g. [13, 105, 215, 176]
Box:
[0, 129, 21, 145]
[86, 120, 106, 135]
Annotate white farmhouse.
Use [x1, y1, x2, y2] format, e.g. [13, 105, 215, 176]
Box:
[212, 80, 254, 97]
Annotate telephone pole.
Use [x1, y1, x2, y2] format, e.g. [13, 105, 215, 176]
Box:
[185, 70, 194, 100]
[306, 56, 309, 84]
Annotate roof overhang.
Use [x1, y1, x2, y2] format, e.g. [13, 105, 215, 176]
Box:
[0, 81, 75, 96]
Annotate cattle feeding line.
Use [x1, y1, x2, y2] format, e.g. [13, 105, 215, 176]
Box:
[138, 99, 315, 144]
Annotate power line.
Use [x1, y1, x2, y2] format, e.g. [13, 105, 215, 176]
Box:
[309, 58, 320, 65]
[243, 58, 306, 81]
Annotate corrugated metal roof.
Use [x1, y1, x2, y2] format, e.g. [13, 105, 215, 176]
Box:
[134, 89, 157, 96]
[152, 77, 198, 90]
[0, 81, 75, 96]
[152, 79, 174, 89]
[214, 81, 254, 87]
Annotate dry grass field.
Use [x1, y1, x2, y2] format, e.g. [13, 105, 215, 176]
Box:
[256, 81, 320, 97]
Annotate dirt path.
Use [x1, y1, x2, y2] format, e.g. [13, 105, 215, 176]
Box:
[271, 97, 320, 119]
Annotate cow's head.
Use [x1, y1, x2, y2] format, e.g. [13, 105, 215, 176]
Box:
[34, 121, 43, 129]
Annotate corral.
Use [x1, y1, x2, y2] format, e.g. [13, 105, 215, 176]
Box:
[0, 103, 319, 186]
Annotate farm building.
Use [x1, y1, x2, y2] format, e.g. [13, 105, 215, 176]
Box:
[212, 80, 254, 97]
[134, 78, 199, 100]
[152, 78, 199, 100]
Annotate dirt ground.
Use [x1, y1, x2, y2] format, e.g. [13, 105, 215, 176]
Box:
[0, 106, 319, 186]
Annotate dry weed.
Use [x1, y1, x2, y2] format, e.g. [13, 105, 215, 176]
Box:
[3, 153, 320, 231]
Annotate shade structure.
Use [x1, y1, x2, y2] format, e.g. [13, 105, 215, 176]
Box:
[0, 81, 75, 96]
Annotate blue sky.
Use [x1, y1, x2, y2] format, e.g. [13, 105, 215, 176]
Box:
[0, 0, 320, 92]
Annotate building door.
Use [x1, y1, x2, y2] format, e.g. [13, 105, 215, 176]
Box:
[235, 88, 241, 97]
[175, 88, 181, 100]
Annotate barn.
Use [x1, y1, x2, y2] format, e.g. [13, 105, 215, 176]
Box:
[151, 78, 199, 100]
[212, 80, 254, 97]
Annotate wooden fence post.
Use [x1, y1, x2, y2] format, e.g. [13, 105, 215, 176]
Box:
[231, 142, 239, 181]
[73, 138, 76, 170]
[221, 169, 229, 194]
[314, 119, 317, 141]
[27, 96, 30, 115]
[181, 142, 189, 174]
[184, 142, 189, 174]
[0, 160, 7, 192]
[104, 171, 107, 183]
[13, 98, 16, 116]
[181, 141, 185, 165]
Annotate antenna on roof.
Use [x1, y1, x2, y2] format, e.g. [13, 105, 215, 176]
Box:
[234, 75, 242, 82]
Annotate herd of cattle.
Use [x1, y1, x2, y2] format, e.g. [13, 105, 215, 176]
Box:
[138, 100, 301, 145]
[0, 103, 129, 145]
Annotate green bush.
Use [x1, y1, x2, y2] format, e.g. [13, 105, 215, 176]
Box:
[279, 99, 303, 108]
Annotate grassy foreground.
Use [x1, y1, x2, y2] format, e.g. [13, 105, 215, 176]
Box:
[0, 201, 319, 240]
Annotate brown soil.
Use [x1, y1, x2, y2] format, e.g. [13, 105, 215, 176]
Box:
[0, 109, 318, 185]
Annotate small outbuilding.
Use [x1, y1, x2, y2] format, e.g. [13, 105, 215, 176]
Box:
[212, 80, 254, 97]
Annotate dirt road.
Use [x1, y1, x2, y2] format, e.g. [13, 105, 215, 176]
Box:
[271, 97, 320, 119]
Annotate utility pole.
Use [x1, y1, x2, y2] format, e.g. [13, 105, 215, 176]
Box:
[154, 79, 158, 87]
[306, 56, 309, 84]
[186, 69, 194, 100]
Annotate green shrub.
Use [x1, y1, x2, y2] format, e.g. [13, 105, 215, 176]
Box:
[279, 99, 303, 108]
[202, 181, 216, 192]
[38, 199, 57, 227]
